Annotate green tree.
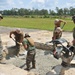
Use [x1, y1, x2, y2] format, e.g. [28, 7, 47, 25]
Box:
[63, 8, 69, 15]
[49, 9, 56, 15]
[18, 8, 25, 16]
[69, 7, 75, 16]
[39, 9, 48, 15]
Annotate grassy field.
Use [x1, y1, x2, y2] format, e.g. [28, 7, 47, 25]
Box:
[0, 17, 75, 31]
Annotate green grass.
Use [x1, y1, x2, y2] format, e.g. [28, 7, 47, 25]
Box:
[0, 17, 75, 31]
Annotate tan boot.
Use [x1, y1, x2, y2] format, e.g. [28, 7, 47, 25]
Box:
[24, 68, 30, 71]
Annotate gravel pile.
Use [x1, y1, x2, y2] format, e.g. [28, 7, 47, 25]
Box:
[2, 49, 61, 75]
[31, 49, 61, 75]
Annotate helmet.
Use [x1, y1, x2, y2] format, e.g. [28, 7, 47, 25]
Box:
[16, 28, 21, 33]
[24, 33, 30, 38]
[54, 19, 59, 24]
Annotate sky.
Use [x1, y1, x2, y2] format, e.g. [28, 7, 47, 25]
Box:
[0, 0, 75, 11]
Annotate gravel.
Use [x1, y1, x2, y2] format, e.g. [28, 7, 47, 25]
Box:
[0, 26, 41, 34]
[2, 49, 61, 75]
[0, 26, 73, 75]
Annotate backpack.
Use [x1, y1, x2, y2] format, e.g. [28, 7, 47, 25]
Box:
[26, 37, 34, 46]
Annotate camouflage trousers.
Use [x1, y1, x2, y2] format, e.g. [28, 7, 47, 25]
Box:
[73, 27, 75, 39]
[73, 27, 75, 46]
[53, 27, 62, 40]
[26, 50, 36, 69]
[73, 20, 75, 24]
[15, 42, 20, 57]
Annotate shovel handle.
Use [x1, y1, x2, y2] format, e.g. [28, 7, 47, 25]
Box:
[11, 37, 22, 45]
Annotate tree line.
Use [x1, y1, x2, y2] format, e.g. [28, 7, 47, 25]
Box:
[0, 7, 75, 18]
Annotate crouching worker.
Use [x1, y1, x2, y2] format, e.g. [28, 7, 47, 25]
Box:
[22, 33, 36, 71]
[9, 28, 23, 57]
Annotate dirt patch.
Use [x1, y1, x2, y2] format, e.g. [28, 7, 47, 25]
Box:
[0, 26, 75, 75]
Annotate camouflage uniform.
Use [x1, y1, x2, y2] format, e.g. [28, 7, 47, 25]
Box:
[72, 15, 75, 24]
[22, 37, 36, 70]
[72, 15, 75, 45]
[0, 36, 3, 61]
[0, 36, 7, 62]
[59, 48, 75, 75]
[52, 19, 66, 58]
[53, 19, 66, 40]
[72, 27, 75, 46]
[9, 30, 23, 56]
[53, 27, 62, 40]
[52, 27, 62, 58]
[0, 14, 3, 61]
